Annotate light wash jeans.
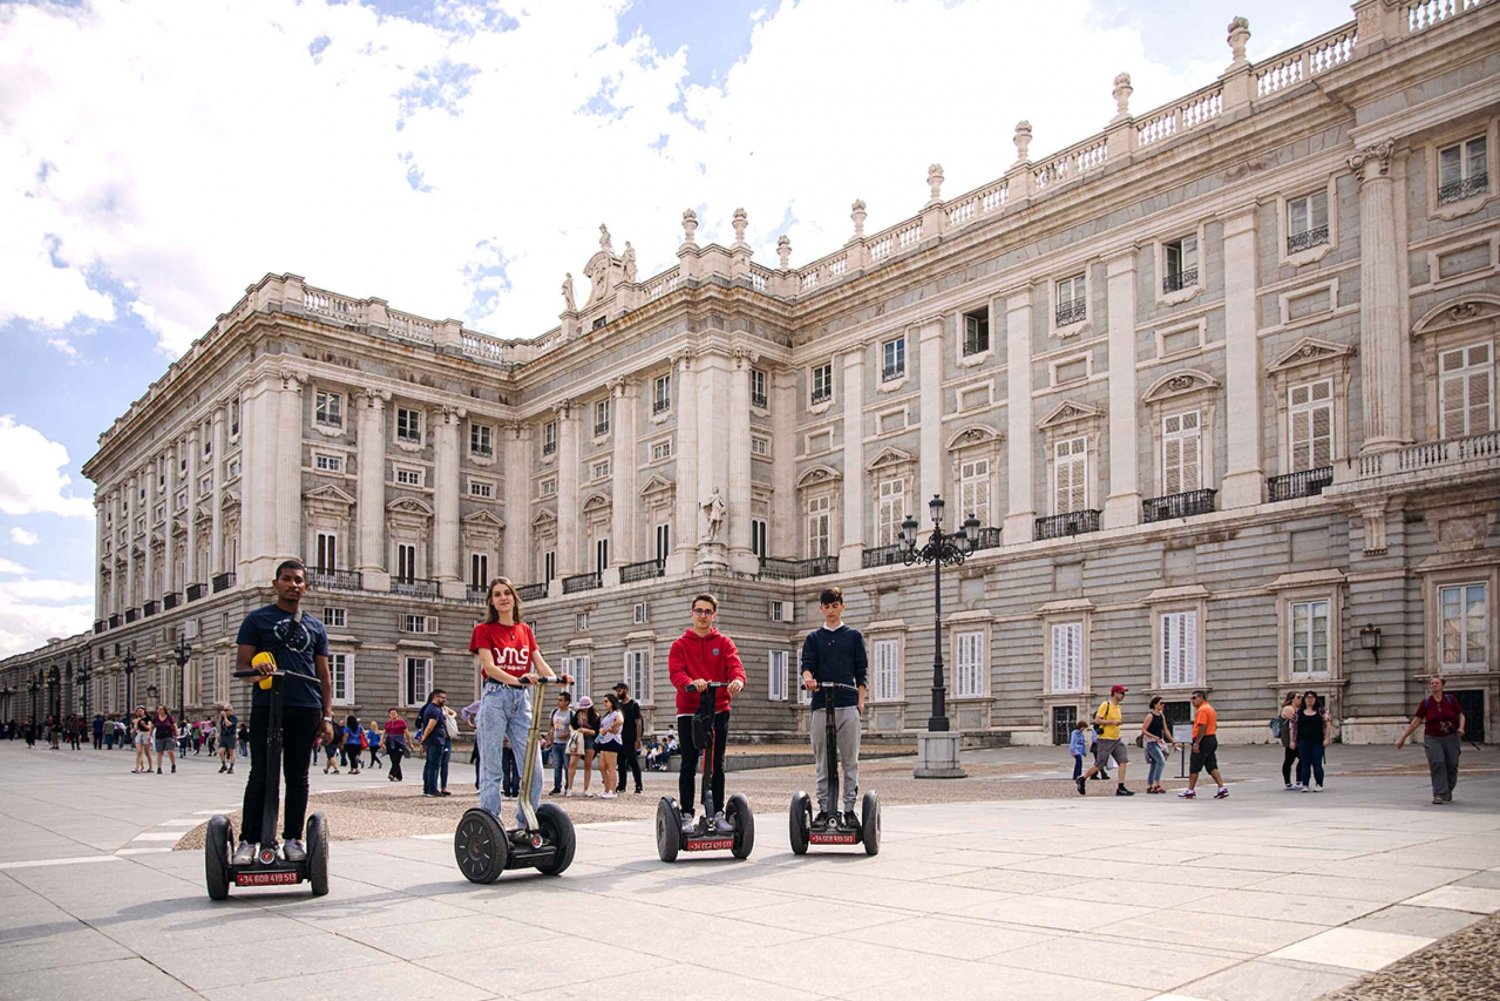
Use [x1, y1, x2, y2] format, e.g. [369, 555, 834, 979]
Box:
[551, 740, 568, 792]
[478, 685, 541, 825]
[810, 706, 861, 814]
[1145, 741, 1167, 787]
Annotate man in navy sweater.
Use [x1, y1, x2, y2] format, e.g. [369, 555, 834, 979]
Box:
[799, 586, 868, 829]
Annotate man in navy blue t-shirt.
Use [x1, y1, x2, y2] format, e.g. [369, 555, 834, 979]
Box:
[234, 559, 333, 865]
[799, 585, 868, 830]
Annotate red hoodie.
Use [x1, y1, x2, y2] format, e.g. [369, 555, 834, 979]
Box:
[668, 628, 746, 715]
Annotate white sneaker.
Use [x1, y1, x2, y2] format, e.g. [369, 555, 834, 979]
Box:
[1292, 783, 1305, 791]
[1312, 784, 1323, 793]
[600, 791, 617, 799]
[282, 839, 307, 862]
[1299, 785, 1310, 793]
[712, 811, 735, 833]
[1177, 789, 1196, 799]
[232, 842, 256, 865]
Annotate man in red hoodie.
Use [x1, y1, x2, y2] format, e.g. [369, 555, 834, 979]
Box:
[668, 592, 746, 834]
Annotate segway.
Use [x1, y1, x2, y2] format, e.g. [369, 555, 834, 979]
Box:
[655, 681, 754, 862]
[789, 681, 879, 855]
[205, 657, 330, 900]
[454, 674, 577, 883]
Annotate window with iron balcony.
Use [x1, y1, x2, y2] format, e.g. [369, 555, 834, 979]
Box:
[1438, 136, 1488, 204]
[1163, 236, 1198, 293]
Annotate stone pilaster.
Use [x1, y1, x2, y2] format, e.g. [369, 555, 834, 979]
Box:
[839, 342, 867, 572]
[1102, 250, 1142, 529]
[694, 349, 732, 572]
[240, 373, 282, 581]
[434, 405, 465, 599]
[918, 316, 946, 508]
[142, 458, 157, 602]
[209, 408, 226, 576]
[1351, 139, 1410, 453]
[355, 389, 390, 591]
[1220, 205, 1264, 508]
[728, 349, 757, 573]
[185, 425, 200, 587]
[163, 441, 178, 596]
[670, 352, 699, 575]
[772, 368, 797, 560]
[108, 489, 121, 615]
[502, 422, 530, 582]
[275, 370, 305, 564]
[1003, 286, 1037, 541]
[610, 379, 636, 566]
[124, 473, 137, 609]
[556, 401, 581, 578]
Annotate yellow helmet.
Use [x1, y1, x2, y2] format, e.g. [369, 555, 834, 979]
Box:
[251, 651, 277, 689]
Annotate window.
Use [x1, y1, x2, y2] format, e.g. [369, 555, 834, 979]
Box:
[770, 599, 793, 622]
[540, 478, 557, 497]
[1051, 622, 1083, 693]
[1286, 191, 1330, 253]
[769, 650, 790, 701]
[226, 458, 240, 480]
[1056, 274, 1087, 326]
[1439, 136, 1488, 204]
[468, 479, 494, 499]
[876, 478, 906, 546]
[1161, 610, 1200, 687]
[954, 630, 986, 698]
[543, 550, 556, 582]
[395, 466, 423, 487]
[963, 308, 990, 356]
[1439, 343, 1493, 438]
[396, 407, 422, 444]
[654, 523, 671, 563]
[470, 423, 493, 457]
[958, 458, 990, 527]
[1289, 380, 1334, 471]
[314, 531, 338, 572]
[1162, 411, 1202, 495]
[230, 398, 240, 437]
[882, 336, 906, 381]
[1054, 436, 1088, 514]
[751, 435, 770, 457]
[470, 553, 488, 590]
[593, 399, 610, 437]
[403, 614, 437, 634]
[314, 453, 343, 473]
[811, 363, 833, 405]
[594, 537, 610, 572]
[624, 649, 650, 702]
[403, 656, 432, 707]
[200, 474, 212, 494]
[396, 543, 417, 583]
[1289, 599, 1330, 679]
[751, 368, 768, 409]
[633, 601, 649, 625]
[591, 459, 612, 481]
[652, 374, 672, 415]
[561, 655, 590, 699]
[1163, 235, 1199, 293]
[751, 518, 768, 560]
[806, 494, 832, 557]
[330, 653, 354, 704]
[1440, 582, 1489, 671]
[322, 607, 347, 628]
[314, 390, 342, 428]
[872, 639, 900, 702]
[577, 611, 590, 632]
[649, 439, 673, 462]
[542, 421, 557, 457]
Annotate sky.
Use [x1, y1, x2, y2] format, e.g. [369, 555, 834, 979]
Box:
[0, 0, 1358, 657]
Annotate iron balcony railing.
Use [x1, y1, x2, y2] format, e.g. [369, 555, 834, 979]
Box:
[861, 544, 904, 569]
[542, 440, 557, 456]
[142, 600, 159, 617]
[391, 577, 439, 598]
[211, 572, 236, 593]
[594, 422, 610, 438]
[162, 592, 180, 610]
[185, 582, 207, 602]
[652, 397, 671, 415]
[971, 526, 1003, 551]
[810, 387, 832, 406]
[751, 390, 768, 409]
[620, 559, 665, 584]
[881, 364, 905, 382]
[94, 620, 106, 635]
[1286, 225, 1330, 254]
[1267, 466, 1333, 502]
[309, 569, 363, 591]
[758, 555, 838, 580]
[1438, 173, 1488, 204]
[108, 613, 121, 628]
[1163, 266, 1198, 293]
[1143, 488, 1218, 523]
[124, 608, 138, 623]
[562, 571, 603, 594]
[516, 582, 549, 602]
[1035, 509, 1102, 540]
[467, 586, 489, 603]
[1055, 300, 1087, 326]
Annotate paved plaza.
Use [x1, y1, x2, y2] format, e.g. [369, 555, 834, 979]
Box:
[2, 742, 1498, 1001]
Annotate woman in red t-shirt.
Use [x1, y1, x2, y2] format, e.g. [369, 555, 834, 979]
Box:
[1397, 676, 1466, 804]
[469, 576, 563, 826]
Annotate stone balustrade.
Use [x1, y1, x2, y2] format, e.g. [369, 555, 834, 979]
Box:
[1255, 23, 1358, 98]
[1354, 430, 1500, 478]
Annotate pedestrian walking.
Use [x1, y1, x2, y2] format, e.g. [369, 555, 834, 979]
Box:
[667, 592, 747, 835]
[799, 585, 868, 828]
[595, 693, 623, 799]
[365, 722, 382, 769]
[1069, 720, 1088, 780]
[217, 704, 239, 774]
[91, 714, 104, 750]
[152, 705, 178, 774]
[1140, 696, 1175, 794]
[613, 681, 644, 795]
[131, 707, 152, 772]
[1396, 676, 1466, 805]
[568, 696, 599, 796]
[1276, 691, 1299, 789]
[1077, 685, 1134, 796]
[1293, 690, 1333, 792]
[1179, 690, 1228, 799]
[383, 708, 408, 782]
[548, 690, 572, 795]
[320, 729, 341, 773]
[341, 715, 364, 775]
[417, 689, 448, 796]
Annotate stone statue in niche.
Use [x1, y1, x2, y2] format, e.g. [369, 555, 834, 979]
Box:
[701, 487, 726, 543]
[562, 273, 576, 312]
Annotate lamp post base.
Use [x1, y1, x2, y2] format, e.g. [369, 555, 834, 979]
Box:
[914, 731, 966, 779]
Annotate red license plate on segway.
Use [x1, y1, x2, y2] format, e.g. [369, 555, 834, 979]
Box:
[235, 870, 301, 886]
[683, 837, 735, 852]
[809, 832, 859, 845]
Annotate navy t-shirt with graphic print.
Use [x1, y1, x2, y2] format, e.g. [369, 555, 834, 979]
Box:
[236, 603, 330, 709]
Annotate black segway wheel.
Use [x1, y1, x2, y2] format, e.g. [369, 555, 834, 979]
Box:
[205, 815, 231, 901]
[533, 803, 576, 876]
[306, 812, 330, 896]
[455, 807, 508, 883]
[788, 791, 810, 855]
[655, 796, 682, 863]
[727, 793, 755, 860]
[860, 790, 880, 856]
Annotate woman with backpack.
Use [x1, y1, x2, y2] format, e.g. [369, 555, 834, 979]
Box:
[1396, 676, 1466, 805]
[1292, 691, 1334, 792]
[342, 714, 364, 775]
[1275, 691, 1299, 789]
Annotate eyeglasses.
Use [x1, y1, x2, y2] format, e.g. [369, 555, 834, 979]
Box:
[691, 608, 714, 616]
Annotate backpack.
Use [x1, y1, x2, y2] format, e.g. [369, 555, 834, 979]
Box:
[1269, 716, 1283, 739]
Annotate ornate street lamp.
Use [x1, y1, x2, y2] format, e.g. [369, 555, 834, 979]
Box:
[173, 635, 193, 728]
[123, 650, 136, 710]
[146, 683, 158, 707]
[900, 494, 979, 779]
[78, 651, 93, 724]
[47, 666, 60, 721]
[28, 675, 39, 723]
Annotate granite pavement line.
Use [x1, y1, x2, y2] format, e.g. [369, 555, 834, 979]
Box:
[0, 743, 1497, 1001]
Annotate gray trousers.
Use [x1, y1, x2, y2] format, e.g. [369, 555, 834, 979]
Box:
[1423, 733, 1461, 798]
[810, 706, 861, 814]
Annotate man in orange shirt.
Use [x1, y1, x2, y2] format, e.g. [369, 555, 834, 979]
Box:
[1179, 689, 1228, 800]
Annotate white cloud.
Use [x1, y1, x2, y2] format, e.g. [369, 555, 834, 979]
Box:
[0, 416, 94, 518]
[0, 0, 1286, 356]
[8, 527, 39, 546]
[0, 556, 30, 575]
[0, 578, 92, 657]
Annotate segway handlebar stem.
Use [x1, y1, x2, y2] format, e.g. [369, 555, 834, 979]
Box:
[232, 669, 322, 684]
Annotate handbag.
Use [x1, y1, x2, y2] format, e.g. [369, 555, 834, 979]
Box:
[565, 731, 583, 755]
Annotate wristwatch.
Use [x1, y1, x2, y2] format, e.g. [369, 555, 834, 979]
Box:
[322, 716, 333, 723]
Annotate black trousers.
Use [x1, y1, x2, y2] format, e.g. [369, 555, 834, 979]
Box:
[677, 711, 729, 815]
[617, 740, 642, 791]
[241, 704, 321, 844]
[387, 744, 405, 780]
[1281, 744, 1298, 785]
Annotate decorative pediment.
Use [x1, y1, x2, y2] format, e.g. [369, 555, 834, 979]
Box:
[945, 424, 1001, 451]
[1412, 294, 1500, 337]
[194, 502, 213, 523]
[462, 509, 505, 531]
[386, 496, 434, 517]
[1142, 369, 1220, 404]
[219, 490, 240, 510]
[305, 484, 356, 509]
[639, 474, 675, 498]
[1268, 337, 1354, 373]
[1036, 399, 1102, 430]
[531, 508, 558, 528]
[581, 492, 611, 513]
[865, 446, 915, 472]
[796, 463, 844, 488]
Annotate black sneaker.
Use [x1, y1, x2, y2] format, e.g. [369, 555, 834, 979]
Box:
[842, 811, 859, 829]
[811, 811, 831, 830]
[1115, 786, 1134, 797]
[508, 829, 534, 847]
[1076, 777, 1087, 796]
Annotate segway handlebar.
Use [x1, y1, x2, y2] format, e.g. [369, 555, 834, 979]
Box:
[803, 681, 861, 692]
[682, 681, 732, 692]
[232, 668, 322, 684]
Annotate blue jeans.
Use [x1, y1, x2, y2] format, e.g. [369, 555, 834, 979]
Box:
[1296, 741, 1325, 787]
[551, 740, 568, 792]
[422, 743, 443, 794]
[478, 685, 542, 825]
[1146, 742, 1167, 787]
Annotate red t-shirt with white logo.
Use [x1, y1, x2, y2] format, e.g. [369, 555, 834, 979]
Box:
[469, 621, 539, 682]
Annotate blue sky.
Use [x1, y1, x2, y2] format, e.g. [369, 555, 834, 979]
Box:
[0, 0, 1356, 655]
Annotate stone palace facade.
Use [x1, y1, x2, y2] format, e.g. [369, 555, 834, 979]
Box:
[3, 1, 1498, 746]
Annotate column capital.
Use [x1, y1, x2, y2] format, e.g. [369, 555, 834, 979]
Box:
[732, 345, 759, 368]
[277, 367, 307, 388]
[362, 387, 391, 407]
[1348, 139, 1397, 183]
[439, 404, 467, 425]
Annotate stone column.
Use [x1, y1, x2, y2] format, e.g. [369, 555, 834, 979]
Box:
[839, 343, 867, 572]
[1350, 139, 1409, 452]
[694, 348, 733, 572]
[125, 472, 139, 608]
[108, 489, 121, 615]
[1220, 205, 1265, 508]
[185, 425, 200, 586]
[209, 408, 226, 576]
[142, 459, 157, 602]
[355, 389, 391, 591]
[434, 405, 465, 599]
[241, 372, 283, 581]
[1003, 286, 1038, 541]
[772, 368, 797, 559]
[95, 498, 106, 619]
[670, 352, 699, 575]
[1103, 251, 1142, 529]
[555, 402, 582, 578]
[163, 441, 178, 597]
[502, 423, 530, 581]
[728, 350, 757, 572]
[918, 316, 945, 507]
[610, 379, 636, 567]
[275, 370, 305, 564]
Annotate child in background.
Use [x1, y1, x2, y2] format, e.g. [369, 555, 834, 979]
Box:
[1070, 720, 1088, 780]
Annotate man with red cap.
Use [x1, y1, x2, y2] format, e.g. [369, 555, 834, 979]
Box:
[1077, 684, 1134, 796]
